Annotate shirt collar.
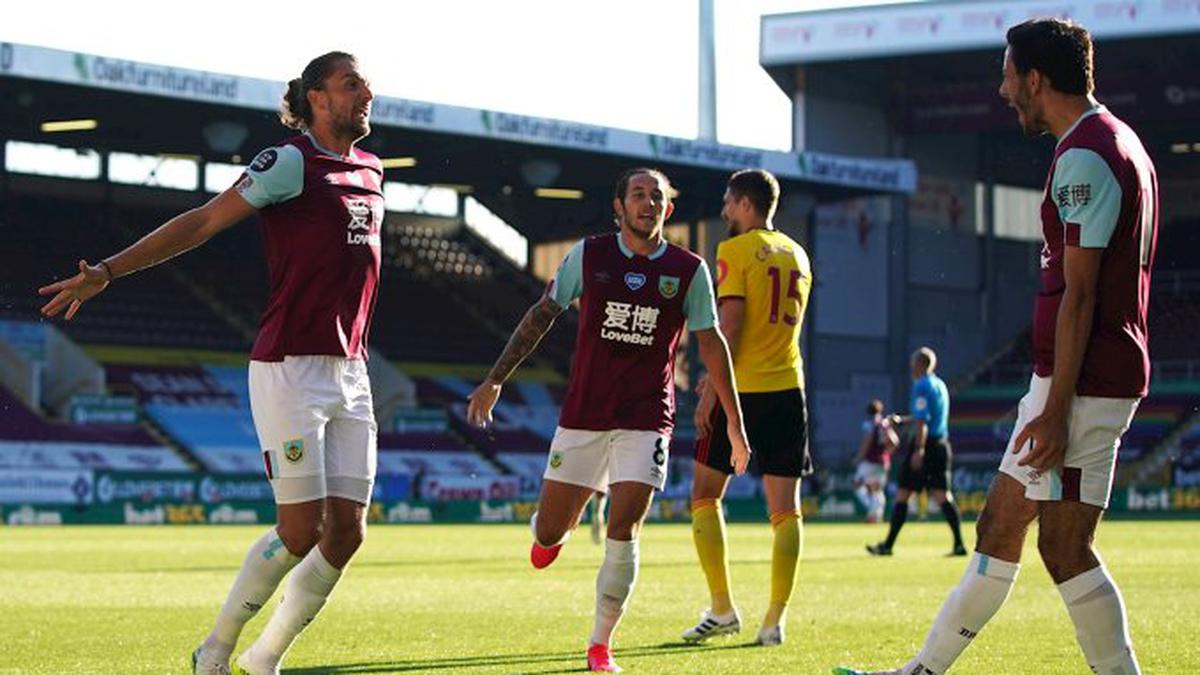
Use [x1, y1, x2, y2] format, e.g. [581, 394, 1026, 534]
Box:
[305, 131, 354, 160]
[616, 234, 668, 261]
[1056, 105, 1105, 149]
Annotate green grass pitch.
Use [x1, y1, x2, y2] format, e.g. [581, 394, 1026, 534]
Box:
[2, 520, 1195, 674]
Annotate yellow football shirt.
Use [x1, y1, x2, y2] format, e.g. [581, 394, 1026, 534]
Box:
[715, 228, 811, 393]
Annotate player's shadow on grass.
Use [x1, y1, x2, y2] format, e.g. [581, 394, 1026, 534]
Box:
[284, 640, 759, 673]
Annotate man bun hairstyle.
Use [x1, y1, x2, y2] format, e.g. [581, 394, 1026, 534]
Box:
[279, 51, 356, 130]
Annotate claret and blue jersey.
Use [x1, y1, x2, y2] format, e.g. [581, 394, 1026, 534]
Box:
[234, 132, 385, 362]
[1034, 106, 1157, 398]
[549, 233, 717, 434]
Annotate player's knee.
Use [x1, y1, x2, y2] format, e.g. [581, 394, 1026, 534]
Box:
[535, 518, 569, 547]
[326, 519, 366, 557]
[277, 520, 323, 556]
[1037, 528, 1093, 582]
[975, 505, 1020, 553]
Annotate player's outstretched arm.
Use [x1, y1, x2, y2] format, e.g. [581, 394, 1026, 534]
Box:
[467, 294, 564, 428]
[694, 327, 751, 475]
[38, 189, 256, 319]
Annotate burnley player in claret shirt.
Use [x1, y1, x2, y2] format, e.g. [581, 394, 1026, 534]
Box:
[468, 168, 752, 673]
[42, 52, 386, 675]
[837, 18, 1156, 675]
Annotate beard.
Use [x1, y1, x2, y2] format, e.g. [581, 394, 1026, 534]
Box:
[1012, 90, 1046, 137]
[619, 210, 659, 239]
[334, 111, 370, 142]
[1018, 109, 1044, 137]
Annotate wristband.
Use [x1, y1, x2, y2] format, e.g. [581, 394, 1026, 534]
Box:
[98, 260, 115, 281]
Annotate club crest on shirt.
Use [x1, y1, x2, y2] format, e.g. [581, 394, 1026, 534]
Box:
[658, 275, 679, 299]
[625, 272, 646, 291]
[283, 439, 304, 463]
[549, 451, 564, 469]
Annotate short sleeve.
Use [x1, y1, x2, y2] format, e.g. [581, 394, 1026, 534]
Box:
[547, 240, 585, 309]
[715, 240, 746, 300]
[911, 380, 932, 423]
[235, 145, 304, 209]
[684, 260, 718, 332]
[1053, 148, 1123, 249]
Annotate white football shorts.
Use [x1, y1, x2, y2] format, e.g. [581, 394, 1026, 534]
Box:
[998, 375, 1138, 509]
[855, 461, 888, 486]
[543, 427, 670, 492]
[249, 355, 378, 505]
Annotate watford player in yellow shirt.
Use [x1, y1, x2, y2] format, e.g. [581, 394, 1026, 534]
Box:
[683, 169, 813, 647]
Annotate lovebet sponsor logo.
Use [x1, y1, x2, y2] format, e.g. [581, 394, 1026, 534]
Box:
[600, 301, 658, 346]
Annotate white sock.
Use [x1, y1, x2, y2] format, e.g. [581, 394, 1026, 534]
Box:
[1057, 565, 1141, 674]
[247, 547, 343, 668]
[202, 528, 301, 662]
[904, 553, 1020, 675]
[590, 538, 639, 646]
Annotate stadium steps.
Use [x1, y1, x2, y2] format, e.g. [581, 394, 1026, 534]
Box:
[109, 215, 258, 346]
[439, 416, 523, 477]
[166, 266, 258, 345]
[453, 226, 577, 370]
[419, 266, 563, 373]
[136, 410, 206, 472]
[948, 329, 1029, 395]
[1121, 410, 1200, 487]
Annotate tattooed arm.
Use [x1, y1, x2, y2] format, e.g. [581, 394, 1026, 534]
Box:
[467, 294, 565, 428]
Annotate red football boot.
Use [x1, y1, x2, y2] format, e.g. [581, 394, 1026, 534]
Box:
[587, 643, 621, 672]
[530, 541, 563, 569]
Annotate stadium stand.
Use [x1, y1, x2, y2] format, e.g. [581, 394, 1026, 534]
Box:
[949, 234, 1200, 467]
[0, 383, 187, 471]
[0, 197, 249, 350]
[1172, 425, 1200, 486]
